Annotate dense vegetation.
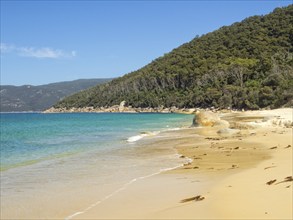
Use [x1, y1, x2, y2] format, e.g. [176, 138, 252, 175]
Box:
[0, 79, 112, 112]
[56, 5, 293, 110]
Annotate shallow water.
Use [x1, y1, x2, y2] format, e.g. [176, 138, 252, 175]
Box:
[0, 113, 193, 219]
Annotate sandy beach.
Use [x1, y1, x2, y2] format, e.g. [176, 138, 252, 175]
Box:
[1, 108, 292, 220]
[72, 108, 292, 219]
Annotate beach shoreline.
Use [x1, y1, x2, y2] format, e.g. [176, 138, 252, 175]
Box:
[69, 108, 292, 219]
[168, 108, 293, 219]
[1, 108, 292, 219]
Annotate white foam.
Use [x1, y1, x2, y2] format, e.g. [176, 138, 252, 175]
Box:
[126, 131, 160, 143]
[127, 134, 147, 142]
[167, 127, 181, 131]
[127, 125, 190, 143]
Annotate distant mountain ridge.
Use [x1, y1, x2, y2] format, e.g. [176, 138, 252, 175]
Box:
[55, 5, 293, 110]
[0, 79, 112, 112]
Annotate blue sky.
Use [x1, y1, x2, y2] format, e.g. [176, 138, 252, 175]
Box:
[0, 1, 291, 86]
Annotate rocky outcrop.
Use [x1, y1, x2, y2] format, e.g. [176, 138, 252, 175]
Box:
[43, 106, 198, 114]
[193, 111, 229, 128]
[119, 101, 126, 112]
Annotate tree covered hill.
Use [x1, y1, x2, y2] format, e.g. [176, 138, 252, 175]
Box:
[55, 5, 293, 110]
[0, 78, 112, 112]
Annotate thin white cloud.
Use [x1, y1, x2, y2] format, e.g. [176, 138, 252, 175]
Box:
[0, 43, 15, 53]
[18, 47, 76, 59]
[0, 43, 76, 59]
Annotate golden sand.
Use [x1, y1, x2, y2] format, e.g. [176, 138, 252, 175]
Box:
[2, 108, 292, 219]
[77, 108, 292, 219]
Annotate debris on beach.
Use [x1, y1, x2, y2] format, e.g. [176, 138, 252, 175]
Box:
[264, 166, 276, 170]
[266, 179, 277, 185]
[180, 195, 205, 203]
[269, 146, 277, 149]
[276, 176, 293, 185]
[184, 162, 192, 166]
[266, 177, 292, 186]
[193, 157, 202, 160]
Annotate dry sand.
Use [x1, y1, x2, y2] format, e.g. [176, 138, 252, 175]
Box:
[73, 108, 292, 219]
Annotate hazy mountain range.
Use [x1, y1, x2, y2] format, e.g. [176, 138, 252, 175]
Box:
[0, 79, 112, 112]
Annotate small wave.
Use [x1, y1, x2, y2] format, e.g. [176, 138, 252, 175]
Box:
[127, 125, 189, 143]
[126, 131, 160, 143]
[167, 127, 181, 131]
[127, 134, 147, 142]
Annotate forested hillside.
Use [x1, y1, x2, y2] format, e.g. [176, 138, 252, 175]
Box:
[55, 5, 293, 110]
[0, 78, 112, 112]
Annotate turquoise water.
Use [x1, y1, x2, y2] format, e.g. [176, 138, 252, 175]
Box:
[1, 113, 194, 218]
[0, 113, 193, 171]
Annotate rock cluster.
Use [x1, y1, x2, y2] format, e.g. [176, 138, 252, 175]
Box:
[43, 105, 197, 114]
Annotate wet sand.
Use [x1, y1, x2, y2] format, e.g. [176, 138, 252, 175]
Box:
[1, 108, 292, 219]
[74, 108, 292, 219]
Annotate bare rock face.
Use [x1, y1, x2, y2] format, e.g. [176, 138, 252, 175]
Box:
[119, 101, 126, 112]
[193, 111, 230, 128]
[193, 111, 221, 127]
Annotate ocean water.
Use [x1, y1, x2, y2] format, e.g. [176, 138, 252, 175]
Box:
[0, 113, 193, 171]
[0, 112, 193, 219]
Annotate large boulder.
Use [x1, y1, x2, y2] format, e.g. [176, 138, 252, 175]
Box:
[193, 111, 220, 127]
[193, 111, 229, 128]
